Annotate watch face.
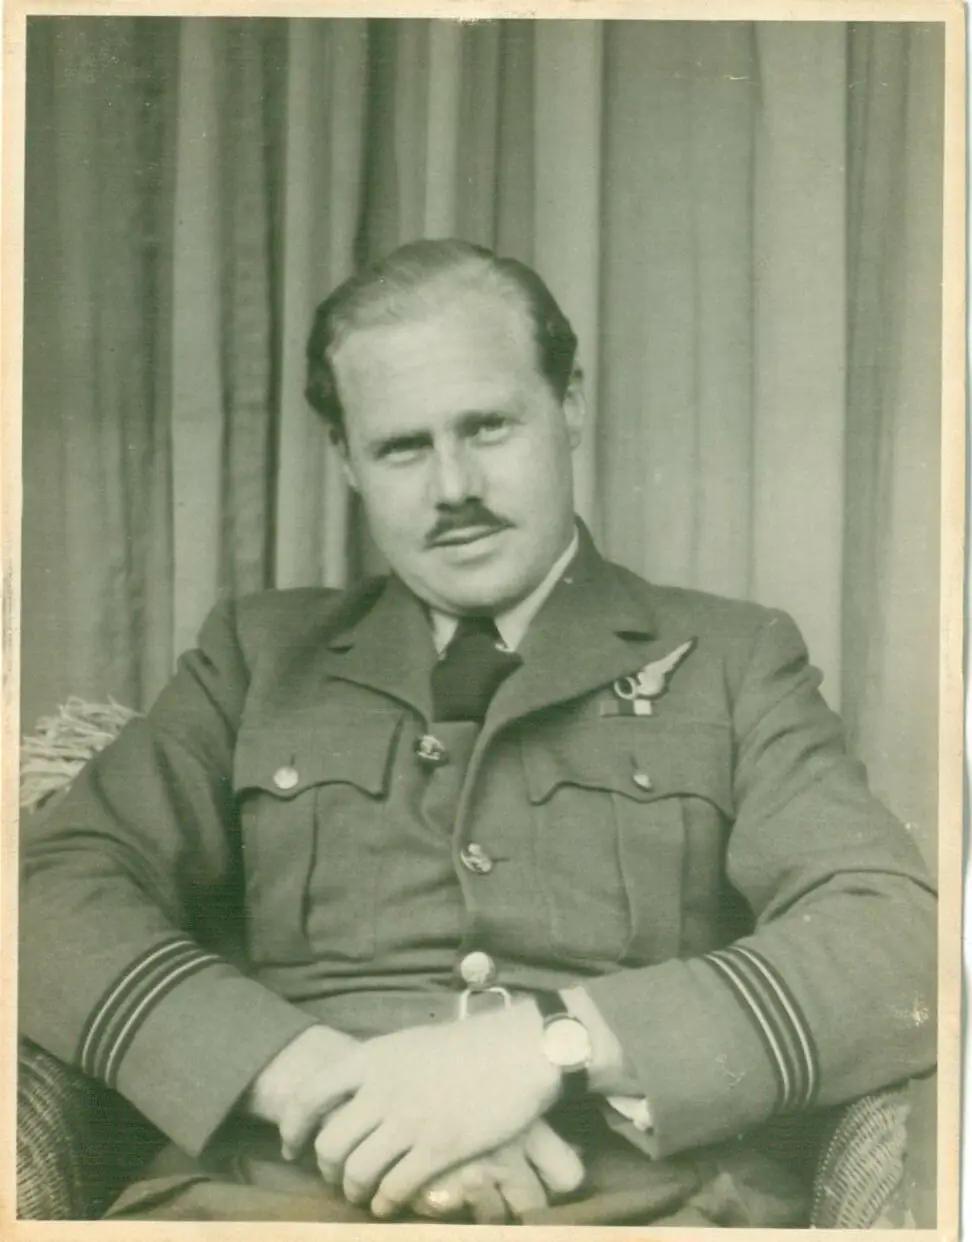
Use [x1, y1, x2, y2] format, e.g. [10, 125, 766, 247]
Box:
[542, 1016, 593, 1072]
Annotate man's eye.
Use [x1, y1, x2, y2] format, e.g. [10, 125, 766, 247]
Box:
[470, 417, 511, 443]
[380, 441, 427, 463]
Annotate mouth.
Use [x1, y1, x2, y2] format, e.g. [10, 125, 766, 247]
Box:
[430, 524, 509, 549]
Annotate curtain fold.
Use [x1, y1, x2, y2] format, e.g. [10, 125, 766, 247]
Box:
[750, 23, 849, 696]
[599, 23, 760, 604]
[843, 22, 943, 875]
[170, 20, 224, 659]
[23, 17, 945, 864]
[217, 20, 280, 601]
[25, 18, 176, 709]
[273, 19, 367, 593]
[532, 22, 603, 528]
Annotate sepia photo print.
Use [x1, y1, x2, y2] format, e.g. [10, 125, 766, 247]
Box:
[5, 2, 962, 1235]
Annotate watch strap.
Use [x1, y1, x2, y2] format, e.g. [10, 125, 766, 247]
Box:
[534, 989, 570, 1022]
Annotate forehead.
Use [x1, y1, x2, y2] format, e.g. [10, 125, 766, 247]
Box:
[330, 289, 545, 424]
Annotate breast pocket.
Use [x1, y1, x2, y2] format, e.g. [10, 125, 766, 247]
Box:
[233, 707, 403, 965]
[521, 718, 733, 969]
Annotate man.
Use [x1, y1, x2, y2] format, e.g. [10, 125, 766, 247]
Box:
[20, 239, 936, 1225]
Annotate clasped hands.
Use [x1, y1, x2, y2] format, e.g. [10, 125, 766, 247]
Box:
[247, 1001, 585, 1221]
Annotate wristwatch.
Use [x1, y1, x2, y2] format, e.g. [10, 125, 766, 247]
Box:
[533, 990, 592, 1101]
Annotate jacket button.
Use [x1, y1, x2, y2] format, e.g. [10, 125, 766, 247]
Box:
[273, 765, 299, 791]
[415, 735, 449, 767]
[458, 951, 497, 987]
[460, 843, 494, 875]
[632, 771, 653, 791]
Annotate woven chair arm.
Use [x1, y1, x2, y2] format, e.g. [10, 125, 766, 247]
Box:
[19, 703, 162, 1217]
[810, 1085, 912, 1228]
[17, 1038, 164, 1220]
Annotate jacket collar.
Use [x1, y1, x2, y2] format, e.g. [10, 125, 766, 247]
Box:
[321, 521, 658, 726]
[483, 522, 657, 732]
[323, 572, 439, 719]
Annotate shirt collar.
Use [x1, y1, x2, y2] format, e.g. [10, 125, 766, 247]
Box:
[429, 528, 580, 655]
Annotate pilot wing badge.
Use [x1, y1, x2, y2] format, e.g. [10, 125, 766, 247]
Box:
[608, 638, 697, 716]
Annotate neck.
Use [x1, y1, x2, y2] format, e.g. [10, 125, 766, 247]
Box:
[429, 525, 580, 653]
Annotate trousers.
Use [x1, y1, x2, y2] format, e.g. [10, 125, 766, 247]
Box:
[105, 1104, 814, 1225]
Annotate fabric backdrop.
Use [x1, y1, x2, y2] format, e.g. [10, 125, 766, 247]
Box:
[20, 16, 945, 1221]
[24, 17, 944, 871]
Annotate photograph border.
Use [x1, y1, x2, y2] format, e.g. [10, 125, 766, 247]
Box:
[1, 1, 964, 1238]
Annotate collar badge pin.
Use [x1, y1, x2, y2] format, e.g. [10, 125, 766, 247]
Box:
[613, 638, 696, 715]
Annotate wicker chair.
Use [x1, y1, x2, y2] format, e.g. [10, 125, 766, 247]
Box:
[17, 701, 925, 1224]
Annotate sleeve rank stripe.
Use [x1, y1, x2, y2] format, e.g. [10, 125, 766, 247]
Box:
[78, 935, 193, 1075]
[83, 943, 201, 1080]
[703, 952, 793, 1110]
[717, 950, 806, 1110]
[78, 936, 207, 1079]
[733, 945, 819, 1108]
[103, 952, 223, 1088]
[704, 946, 817, 1112]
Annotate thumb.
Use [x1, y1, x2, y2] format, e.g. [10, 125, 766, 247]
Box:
[524, 1119, 585, 1195]
[278, 1057, 361, 1159]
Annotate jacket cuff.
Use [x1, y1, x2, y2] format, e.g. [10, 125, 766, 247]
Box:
[99, 948, 318, 1156]
[583, 956, 781, 1157]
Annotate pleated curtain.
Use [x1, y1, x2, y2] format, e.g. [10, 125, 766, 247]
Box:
[23, 17, 944, 877]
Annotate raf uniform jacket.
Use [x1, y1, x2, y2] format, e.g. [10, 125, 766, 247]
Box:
[20, 526, 937, 1163]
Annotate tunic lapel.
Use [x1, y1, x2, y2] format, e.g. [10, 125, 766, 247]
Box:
[484, 528, 659, 735]
[319, 575, 438, 721]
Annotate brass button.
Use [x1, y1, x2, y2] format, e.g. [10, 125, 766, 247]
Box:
[460, 843, 494, 875]
[273, 765, 299, 791]
[458, 951, 497, 988]
[415, 734, 449, 767]
[632, 771, 653, 792]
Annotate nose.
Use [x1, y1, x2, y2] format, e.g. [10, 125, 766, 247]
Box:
[431, 438, 481, 507]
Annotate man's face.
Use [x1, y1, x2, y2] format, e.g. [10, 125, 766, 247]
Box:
[331, 288, 584, 616]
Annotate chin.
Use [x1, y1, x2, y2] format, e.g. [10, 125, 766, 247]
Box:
[432, 573, 531, 616]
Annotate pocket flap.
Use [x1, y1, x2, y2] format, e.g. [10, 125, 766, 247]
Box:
[233, 708, 403, 800]
[522, 718, 733, 816]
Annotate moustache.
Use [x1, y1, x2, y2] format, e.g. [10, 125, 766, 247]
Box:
[426, 504, 510, 547]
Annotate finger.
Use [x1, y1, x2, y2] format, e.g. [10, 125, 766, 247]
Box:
[411, 1171, 466, 1219]
[342, 1125, 411, 1206]
[489, 1152, 548, 1221]
[466, 1170, 508, 1225]
[524, 1120, 585, 1195]
[371, 1148, 448, 1220]
[313, 1097, 380, 1186]
[460, 1163, 488, 1194]
[279, 1087, 357, 1162]
[279, 1057, 362, 1159]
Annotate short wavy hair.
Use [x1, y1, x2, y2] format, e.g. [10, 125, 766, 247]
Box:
[304, 239, 579, 443]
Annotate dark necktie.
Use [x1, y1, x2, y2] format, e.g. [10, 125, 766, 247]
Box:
[431, 616, 523, 722]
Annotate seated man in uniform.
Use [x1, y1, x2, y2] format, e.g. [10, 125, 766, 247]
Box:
[20, 239, 937, 1225]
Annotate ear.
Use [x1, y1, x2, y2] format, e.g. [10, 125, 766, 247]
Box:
[562, 368, 587, 451]
[333, 434, 360, 492]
